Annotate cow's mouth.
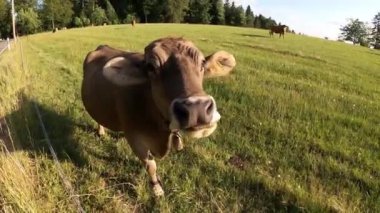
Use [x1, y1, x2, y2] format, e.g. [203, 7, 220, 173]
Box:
[185, 123, 214, 131]
[180, 122, 218, 139]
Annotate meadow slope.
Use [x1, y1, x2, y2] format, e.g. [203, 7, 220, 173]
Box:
[0, 24, 379, 212]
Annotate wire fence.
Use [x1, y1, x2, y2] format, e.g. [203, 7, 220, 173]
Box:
[1, 39, 85, 213]
[0, 38, 11, 55]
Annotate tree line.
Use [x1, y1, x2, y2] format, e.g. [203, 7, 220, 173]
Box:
[339, 12, 380, 49]
[0, 0, 285, 38]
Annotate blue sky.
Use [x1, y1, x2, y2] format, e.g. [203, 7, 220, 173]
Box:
[234, 0, 380, 39]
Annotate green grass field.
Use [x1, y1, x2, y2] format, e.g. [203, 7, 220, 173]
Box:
[0, 24, 379, 212]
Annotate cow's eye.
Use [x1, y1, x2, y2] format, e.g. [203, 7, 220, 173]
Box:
[201, 60, 206, 72]
[146, 63, 156, 72]
[146, 63, 159, 77]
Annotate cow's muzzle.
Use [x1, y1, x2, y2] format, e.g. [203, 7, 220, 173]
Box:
[169, 96, 221, 138]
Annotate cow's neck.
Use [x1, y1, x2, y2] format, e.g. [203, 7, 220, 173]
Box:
[143, 87, 171, 133]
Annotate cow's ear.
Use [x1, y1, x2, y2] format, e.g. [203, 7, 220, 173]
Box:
[204, 51, 236, 78]
[103, 56, 148, 86]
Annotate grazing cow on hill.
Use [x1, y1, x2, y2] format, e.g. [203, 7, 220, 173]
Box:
[131, 18, 136, 27]
[81, 37, 236, 196]
[269, 25, 287, 38]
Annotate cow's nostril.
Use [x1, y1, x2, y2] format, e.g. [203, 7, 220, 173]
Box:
[173, 102, 189, 125]
[198, 99, 214, 125]
[205, 100, 214, 116]
[172, 97, 216, 129]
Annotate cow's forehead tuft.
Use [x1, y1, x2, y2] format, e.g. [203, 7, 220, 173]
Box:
[145, 37, 205, 66]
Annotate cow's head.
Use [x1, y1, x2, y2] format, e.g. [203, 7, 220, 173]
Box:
[280, 25, 288, 31]
[104, 37, 236, 138]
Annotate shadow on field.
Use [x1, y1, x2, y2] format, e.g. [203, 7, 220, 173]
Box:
[3, 92, 339, 211]
[5, 93, 88, 166]
[234, 41, 328, 63]
[4, 92, 147, 206]
[5, 92, 124, 165]
[237, 33, 269, 38]
[368, 51, 380, 56]
[162, 148, 313, 212]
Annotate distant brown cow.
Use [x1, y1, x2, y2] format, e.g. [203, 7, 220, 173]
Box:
[131, 18, 136, 27]
[269, 25, 287, 38]
[82, 37, 236, 196]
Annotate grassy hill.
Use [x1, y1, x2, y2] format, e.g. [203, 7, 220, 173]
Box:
[0, 24, 379, 212]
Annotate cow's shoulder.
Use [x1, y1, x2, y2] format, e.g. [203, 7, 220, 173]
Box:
[84, 45, 123, 65]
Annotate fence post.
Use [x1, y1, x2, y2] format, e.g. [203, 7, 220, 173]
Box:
[7, 37, 10, 50]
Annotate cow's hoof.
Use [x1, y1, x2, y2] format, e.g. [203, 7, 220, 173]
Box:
[98, 125, 106, 136]
[151, 177, 164, 197]
[152, 184, 164, 197]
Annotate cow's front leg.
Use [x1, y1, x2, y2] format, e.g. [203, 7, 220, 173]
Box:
[145, 156, 164, 196]
[128, 136, 164, 197]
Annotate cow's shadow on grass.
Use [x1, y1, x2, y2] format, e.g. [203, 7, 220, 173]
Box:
[5, 92, 126, 168]
[237, 33, 269, 38]
[6, 94, 84, 166]
[163, 148, 306, 212]
[4, 92, 146, 205]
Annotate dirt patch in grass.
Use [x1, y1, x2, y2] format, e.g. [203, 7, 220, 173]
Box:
[227, 154, 249, 170]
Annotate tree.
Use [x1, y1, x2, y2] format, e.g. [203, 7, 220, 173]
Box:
[232, 5, 245, 26]
[371, 12, 380, 49]
[0, 0, 288, 34]
[209, 0, 224, 25]
[164, 0, 189, 23]
[259, 14, 268, 28]
[254, 15, 262, 28]
[107, 0, 132, 22]
[70, 0, 95, 25]
[42, 0, 74, 29]
[340, 18, 369, 46]
[245, 5, 254, 27]
[73, 16, 83, 27]
[105, 0, 118, 24]
[71, 0, 84, 17]
[15, 0, 37, 12]
[224, 0, 232, 25]
[146, 0, 168, 23]
[17, 8, 41, 35]
[185, 0, 211, 24]
[91, 5, 107, 25]
[82, 16, 91, 26]
[229, 2, 236, 25]
[264, 17, 276, 29]
[140, 0, 156, 23]
[0, 0, 7, 19]
[74, 0, 97, 20]
[0, 0, 11, 38]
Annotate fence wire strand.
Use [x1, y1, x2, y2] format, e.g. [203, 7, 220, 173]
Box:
[18, 39, 85, 213]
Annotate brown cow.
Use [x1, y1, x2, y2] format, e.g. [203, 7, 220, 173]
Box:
[269, 25, 287, 38]
[131, 18, 136, 27]
[82, 37, 236, 196]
